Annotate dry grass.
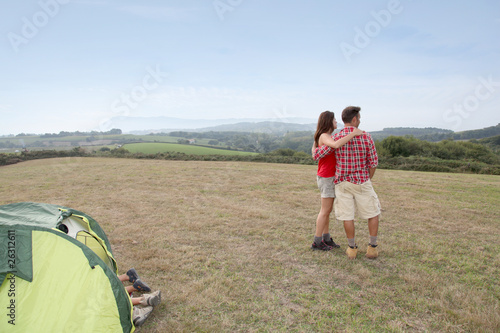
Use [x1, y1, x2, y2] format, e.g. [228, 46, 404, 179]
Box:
[1, 157, 499, 332]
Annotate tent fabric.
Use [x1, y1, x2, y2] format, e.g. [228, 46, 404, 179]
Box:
[59, 211, 117, 272]
[0, 202, 61, 228]
[58, 208, 116, 267]
[0, 227, 33, 284]
[76, 230, 115, 271]
[0, 202, 117, 273]
[0, 203, 135, 332]
[0, 202, 114, 253]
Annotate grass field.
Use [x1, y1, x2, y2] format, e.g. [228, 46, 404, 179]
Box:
[0, 134, 180, 144]
[123, 142, 258, 156]
[0, 134, 189, 153]
[1, 158, 499, 332]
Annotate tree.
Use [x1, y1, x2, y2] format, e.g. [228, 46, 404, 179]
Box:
[270, 148, 296, 156]
[382, 136, 411, 157]
[107, 128, 122, 135]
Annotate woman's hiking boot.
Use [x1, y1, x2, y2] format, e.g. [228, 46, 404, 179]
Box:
[323, 237, 341, 248]
[311, 241, 333, 251]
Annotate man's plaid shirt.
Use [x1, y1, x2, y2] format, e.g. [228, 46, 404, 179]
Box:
[313, 127, 378, 185]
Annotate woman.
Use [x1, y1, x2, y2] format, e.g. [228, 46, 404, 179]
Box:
[311, 110, 363, 251]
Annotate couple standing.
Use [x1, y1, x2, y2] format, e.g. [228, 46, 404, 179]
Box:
[311, 106, 381, 259]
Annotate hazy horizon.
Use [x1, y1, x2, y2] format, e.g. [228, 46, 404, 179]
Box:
[1, 115, 492, 137]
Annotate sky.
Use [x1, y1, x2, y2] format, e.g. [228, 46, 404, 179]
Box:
[1, 0, 499, 135]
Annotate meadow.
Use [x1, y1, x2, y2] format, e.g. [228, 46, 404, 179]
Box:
[123, 142, 258, 156]
[0, 157, 499, 332]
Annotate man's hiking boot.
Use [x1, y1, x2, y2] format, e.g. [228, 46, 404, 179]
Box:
[366, 244, 378, 259]
[311, 241, 333, 251]
[140, 290, 161, 307]
[324, 237, 341, 248]
[133, 305, 153, 327]
[127, 268, 139, 283]
[346, 245, 358, 259]
[133, 279, 151, 292]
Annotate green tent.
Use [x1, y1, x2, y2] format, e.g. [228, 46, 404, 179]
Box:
[0, 202, 135, 332]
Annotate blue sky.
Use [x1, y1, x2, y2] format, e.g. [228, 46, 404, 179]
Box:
[1, 0, 499, 135]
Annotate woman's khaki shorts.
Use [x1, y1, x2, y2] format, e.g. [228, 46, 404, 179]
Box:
[317, 176, 335, 198]
[334, 180, 381, 220]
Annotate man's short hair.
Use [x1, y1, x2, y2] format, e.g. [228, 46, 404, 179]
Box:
[342, 106, 361, 124]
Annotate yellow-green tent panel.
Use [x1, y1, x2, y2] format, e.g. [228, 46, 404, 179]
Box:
[0, 230, 134, 332]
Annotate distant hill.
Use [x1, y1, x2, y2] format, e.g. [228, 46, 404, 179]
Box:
[451, 123, 500, 141]
[371, 124, 500, 142]
[111, 116, 316, 134]
[370, 127, 453, 141]
[476, 134, 500, 153]
[196, 121, 316, 133]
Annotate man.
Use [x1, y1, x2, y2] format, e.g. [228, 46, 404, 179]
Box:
[314, 106, 381, 259]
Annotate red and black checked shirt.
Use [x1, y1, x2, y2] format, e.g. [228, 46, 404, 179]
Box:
[313, 127, 378, 185]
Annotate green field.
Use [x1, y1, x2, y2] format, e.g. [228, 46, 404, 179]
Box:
[0, 134, 240, 154]
[0, 134, 214, 146]
[0, 134, 184, 147]
[123, 142, 258, 156]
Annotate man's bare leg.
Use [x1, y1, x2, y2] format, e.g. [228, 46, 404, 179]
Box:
[368, 215, 379, 239]
[344, 220, 355, 239]
[344, 220, 357, 259]
[366, 215, 380, 259]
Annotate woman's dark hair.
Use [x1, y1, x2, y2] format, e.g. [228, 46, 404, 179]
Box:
[314, 111, 335, 146]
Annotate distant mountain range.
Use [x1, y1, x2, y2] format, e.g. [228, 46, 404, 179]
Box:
[184, 121, 316, 133]
[369, 127, 453, 141]
[3, 115, 497, 143]
[116, 117, 499, 142]
[370, 124, 500, 142]
[111, 116, 316, 134]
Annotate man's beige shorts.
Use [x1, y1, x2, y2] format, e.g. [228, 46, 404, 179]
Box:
[334, 180, 381, 220]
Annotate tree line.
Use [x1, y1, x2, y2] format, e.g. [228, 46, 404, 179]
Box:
[377, 135, 499, 165]
[12, 128, 123, 138]
[168, 130, 313, 154]
[2, 133, 499, 175]
[399, 123, 500, 142]
[2, 126, 499, 175]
